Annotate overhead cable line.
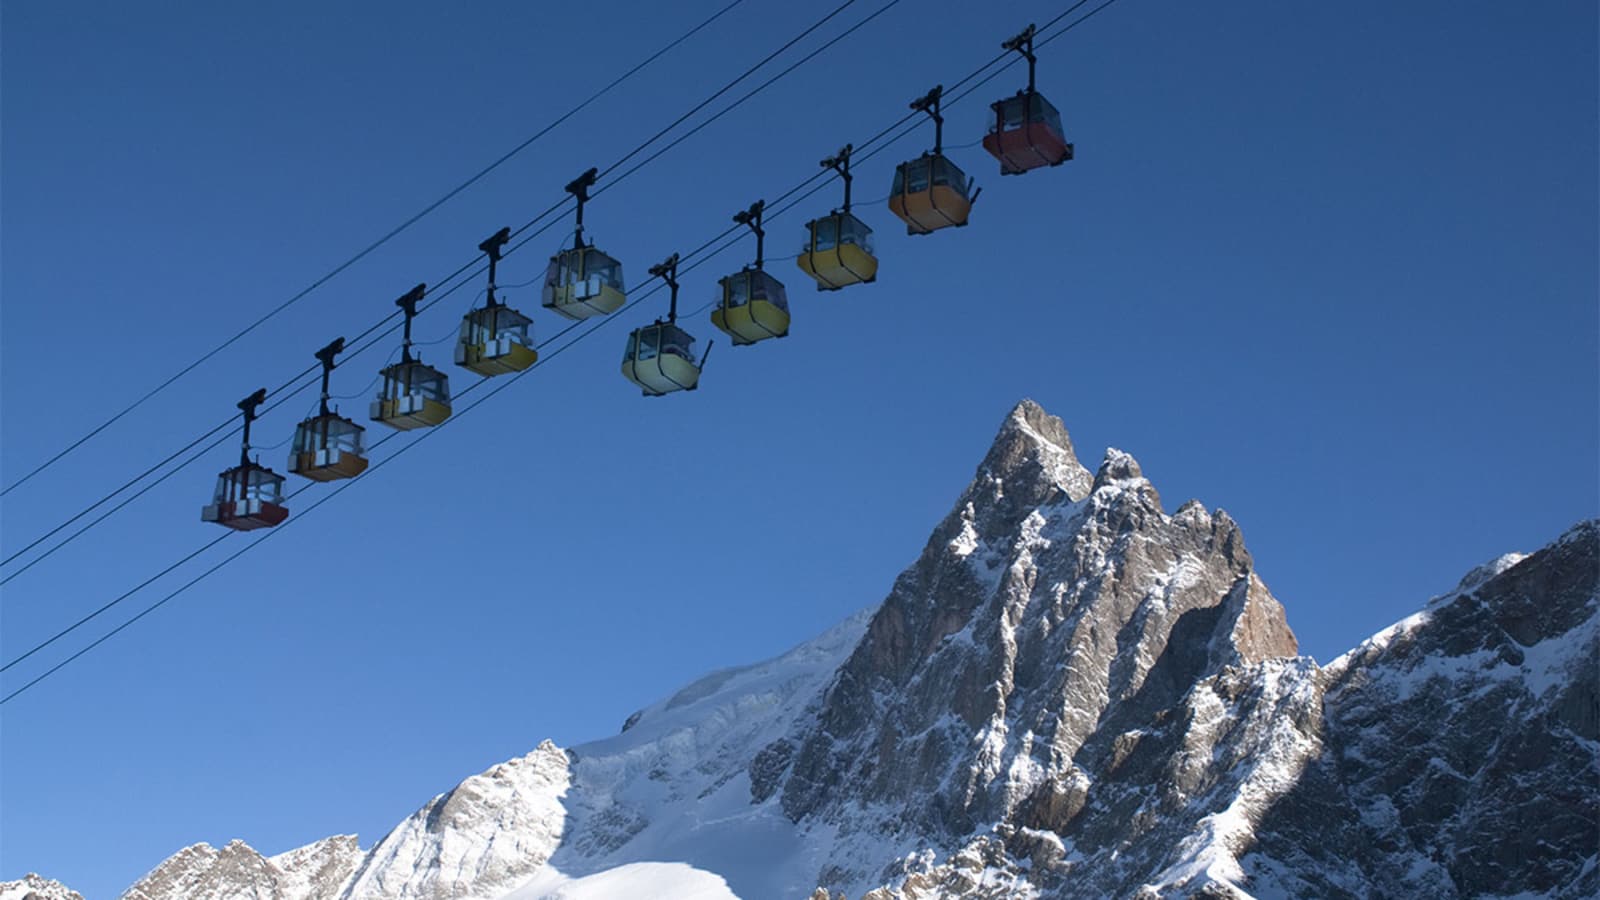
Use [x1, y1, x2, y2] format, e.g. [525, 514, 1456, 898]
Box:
[1, 0, 889, 576]
[591, 0, 901, 201]
[0, 0, 1121, 702]
[0, 0, 750, 499]
[594, 0, 863, 182]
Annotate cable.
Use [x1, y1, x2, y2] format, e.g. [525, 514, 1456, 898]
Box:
[0, 418, 236, 569]
[596, 0, 860, 182]
[593, 0, 902, 198]
[0, 0, 1122, 702]
[0, 0, 750, 499]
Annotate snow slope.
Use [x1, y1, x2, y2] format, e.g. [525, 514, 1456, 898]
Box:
[502, 863, 736, 900]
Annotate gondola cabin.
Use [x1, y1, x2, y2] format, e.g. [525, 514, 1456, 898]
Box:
[711, 268, 789, 345]
[371, 360, 451, 430]
[543, 246, 625, 320]
[888, 154, 975, 235]
[621, 321, 701, 396]
[797, 213, 877, 291]
[288, 413, 367, 482]
[202, 463, 288, 531]
[982, 91, 1072, 174]
[456, 305, 537, 376]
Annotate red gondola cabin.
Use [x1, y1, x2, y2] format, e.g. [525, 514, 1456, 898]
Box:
[981, 24, 1074, 176]
[203, 462, 288, 531]
[982, 91, 1072, 175]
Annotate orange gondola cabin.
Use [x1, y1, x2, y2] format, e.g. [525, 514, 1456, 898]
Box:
[887, 86, 979, 236]
[888, 153, 976, 235]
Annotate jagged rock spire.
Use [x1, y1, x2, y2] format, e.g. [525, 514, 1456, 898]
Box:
[776, 399, 1299, 849]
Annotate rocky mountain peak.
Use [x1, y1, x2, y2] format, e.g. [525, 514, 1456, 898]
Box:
[773, 402, 1300, 880]
[975, 399, 1095, 504]
[1092, 446, 1141, 482]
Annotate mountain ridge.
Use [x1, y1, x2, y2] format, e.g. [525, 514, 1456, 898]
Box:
[35, 400, 1591, 899]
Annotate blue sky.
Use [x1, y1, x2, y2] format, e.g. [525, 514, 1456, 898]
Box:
[2, 0, 1594, 895]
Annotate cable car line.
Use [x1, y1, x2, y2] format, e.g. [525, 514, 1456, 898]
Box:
[1, 0, 899, 566]
[0, 0, 1040, 589]
[2, 0, 1091, 590]
[0, 1, 1122, 702]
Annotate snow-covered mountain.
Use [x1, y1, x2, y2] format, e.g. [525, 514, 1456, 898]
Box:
[0, 874, 84, 900]
[51, 400, 1598, 899]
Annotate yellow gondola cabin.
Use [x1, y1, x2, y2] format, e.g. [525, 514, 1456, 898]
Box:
[543, 244, 626, 320]
[543, 168, 626, 320]
[289, 338, 368, 482]
[372, 359, 451, 430]
[712, 201, 790, 344]
[457, 228, 538, 376]
[622, 254, 710, 396]
[371, 284, 452, 431]
[796, 145, 878, 292]
[622, 321, 703, 396]
[798, 211, 877, 291]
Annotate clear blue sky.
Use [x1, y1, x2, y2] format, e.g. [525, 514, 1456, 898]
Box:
[2, 0, 1594, 896]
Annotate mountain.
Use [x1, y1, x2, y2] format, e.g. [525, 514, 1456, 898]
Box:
[119, 837, 363, 900]
[87, 401, 1600, 898]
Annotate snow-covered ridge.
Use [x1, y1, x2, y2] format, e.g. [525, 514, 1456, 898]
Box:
[0, 874, 83, 900]
[119, 836, 363, 900]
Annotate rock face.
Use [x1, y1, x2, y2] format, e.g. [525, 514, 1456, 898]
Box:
[1243, 522, 1600, 899]
[102, 401, 1597, 899]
